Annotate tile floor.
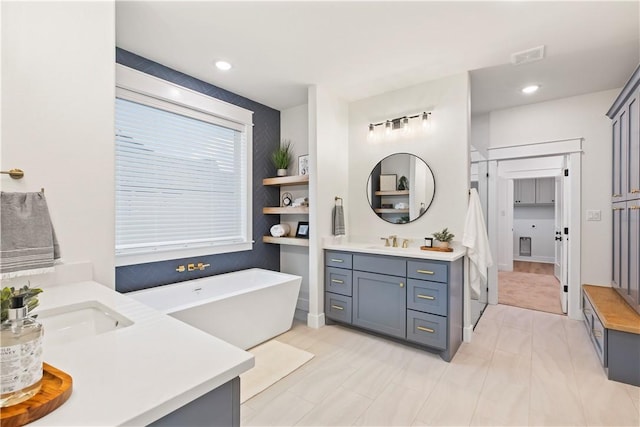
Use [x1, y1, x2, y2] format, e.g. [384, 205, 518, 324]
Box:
[241, 304, 640, 426]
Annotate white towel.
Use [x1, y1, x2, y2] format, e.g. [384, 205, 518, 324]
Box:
[0, 192, 61, 278]
[462, 189, 493, 299]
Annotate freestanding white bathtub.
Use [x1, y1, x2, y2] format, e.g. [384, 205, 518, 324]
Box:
[128, 268, 302, 350]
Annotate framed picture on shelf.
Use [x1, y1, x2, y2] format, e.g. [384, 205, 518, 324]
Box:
[379, 174, 397, 192]
[423, 237, 433, 248]
[298, 155, 309, 175]
[296, 221, 310, 238]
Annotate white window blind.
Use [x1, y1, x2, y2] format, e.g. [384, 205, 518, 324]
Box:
[115, 96, 249, 261]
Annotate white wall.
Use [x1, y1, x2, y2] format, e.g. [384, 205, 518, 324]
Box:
[513, 206, 555, 263]
[281, 103, 310, 319]
[308, 85, 349, 328]
[1, 1, 115, 288]
[348, 73, 470, 244]
[471, 113, 490, 156]
[489, 89, 619, 286]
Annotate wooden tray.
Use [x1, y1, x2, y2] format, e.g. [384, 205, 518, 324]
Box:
[1, 363, 73, 427]
[420, 246, 453, 252]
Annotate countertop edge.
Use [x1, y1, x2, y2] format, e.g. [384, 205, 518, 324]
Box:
[323, 243, 466, 261]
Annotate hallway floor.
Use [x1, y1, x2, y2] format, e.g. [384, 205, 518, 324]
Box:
[499, 261, 563, 315]
[241, 304, 639, 426]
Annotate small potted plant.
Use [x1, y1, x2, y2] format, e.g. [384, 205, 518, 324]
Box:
[432, 228, 455, 249]
[272, 140, 293, 177]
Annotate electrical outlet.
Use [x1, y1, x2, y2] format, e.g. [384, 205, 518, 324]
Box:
[586, 210, 601, 221]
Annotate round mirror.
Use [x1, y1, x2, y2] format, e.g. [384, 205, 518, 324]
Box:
[366, 153, 435, 224]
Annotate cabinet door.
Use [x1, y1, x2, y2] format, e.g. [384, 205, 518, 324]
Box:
[514, 179, 536, 204]
[352, 271, 406, 339]
[613, 114, 625, 202]
[535, 178, 555, 204]
[628, 92, 640, 200]
[629, 202, 640, 305]
[613, 202, 629, 293]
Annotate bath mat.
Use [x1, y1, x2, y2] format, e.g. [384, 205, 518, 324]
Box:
[498, 270, 563, 315]
[240, 340, 314, 403]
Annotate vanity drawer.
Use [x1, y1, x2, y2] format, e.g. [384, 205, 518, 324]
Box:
[353, 253, 406, 277]
[407, 260, 448, 283]
[325, 267, 353, 296]
[326, 251, 353, 269]
[406, 310, 447, 350]
[407, 279, 448, 316]
[325, 292, 352, 324]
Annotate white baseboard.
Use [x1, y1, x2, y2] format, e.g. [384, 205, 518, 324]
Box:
[463, 325, 473, 342]
[513, 256, 555, 264]
[307, 312, 325, 329]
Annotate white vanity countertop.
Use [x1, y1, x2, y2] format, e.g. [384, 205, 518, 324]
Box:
[323, 238, 466, 262]
[30, 281, 254, 426]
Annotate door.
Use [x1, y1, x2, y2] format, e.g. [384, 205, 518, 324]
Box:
[554, 176, 563, 280]
[560, 162, 571, 314]
[352, 271, 406, 338]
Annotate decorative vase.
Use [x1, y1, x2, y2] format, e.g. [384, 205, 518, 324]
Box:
[437, 241, 450, 249]
[277, 168, 287, 177]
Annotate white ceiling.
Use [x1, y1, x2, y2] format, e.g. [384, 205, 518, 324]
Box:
[116, 1, 640, 114]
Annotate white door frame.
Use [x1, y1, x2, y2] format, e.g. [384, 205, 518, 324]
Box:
[486, 139, 583, 320]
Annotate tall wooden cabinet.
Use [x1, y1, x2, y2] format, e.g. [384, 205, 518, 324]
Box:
[607, 64, 640, 315]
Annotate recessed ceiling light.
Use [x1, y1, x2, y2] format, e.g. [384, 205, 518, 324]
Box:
[215, 60, 232, 71]
[521, 85, 540, 94]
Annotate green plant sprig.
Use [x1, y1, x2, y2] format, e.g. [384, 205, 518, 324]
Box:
[1, 284, 43, 322]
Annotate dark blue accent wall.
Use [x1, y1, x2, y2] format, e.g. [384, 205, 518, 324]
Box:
[115, 48, 280, 293]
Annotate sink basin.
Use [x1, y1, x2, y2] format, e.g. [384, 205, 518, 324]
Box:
[36, 301, 133, 346]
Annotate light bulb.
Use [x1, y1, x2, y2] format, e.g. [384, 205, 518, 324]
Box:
[385, 120, 391, 135]
[402, 117, 409, 132]
[421, 112, 430, 129]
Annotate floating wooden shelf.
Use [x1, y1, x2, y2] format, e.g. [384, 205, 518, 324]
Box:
[263, 207, 309, 214]
[262, 175, 309, 186]
[374, 208, 409, 214]
[262, 236, 310, 247]
[374, 190, 410, 196]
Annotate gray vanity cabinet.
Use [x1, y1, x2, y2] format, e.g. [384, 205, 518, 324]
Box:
[352, 270, 406, 339]
[324, 250, 463, 362]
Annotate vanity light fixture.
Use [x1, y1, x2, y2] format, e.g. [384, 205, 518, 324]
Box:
[521, 84, 540, 94]
[368, 111, 432, 138]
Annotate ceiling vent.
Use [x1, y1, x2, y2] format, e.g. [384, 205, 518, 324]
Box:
[510, 45, 545, 65]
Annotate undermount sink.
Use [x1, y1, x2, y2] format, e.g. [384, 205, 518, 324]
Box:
[36, 301, 133, 346]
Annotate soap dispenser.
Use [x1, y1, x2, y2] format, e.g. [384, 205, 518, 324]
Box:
[0, 294, 43, 407]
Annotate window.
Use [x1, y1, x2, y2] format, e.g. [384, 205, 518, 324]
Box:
[115, 65, 253, 266]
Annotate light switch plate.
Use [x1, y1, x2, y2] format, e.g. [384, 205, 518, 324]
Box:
[586, 210, 601, 221]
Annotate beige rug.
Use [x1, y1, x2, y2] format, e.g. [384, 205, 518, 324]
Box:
[499, 271, 564, 315]
[240, 340, 314, 403]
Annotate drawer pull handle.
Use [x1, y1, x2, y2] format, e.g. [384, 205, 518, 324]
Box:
[417, 326, 435, 333]
[612, 207, 624, 211]
[632, 189, 640, 193]
[331, 259, 344, 263]
[631, 206, 640, 210]
[613, 194, 623, 198]
[592, 329, 602, 338]
[331, 305, 344, 311]
[417, 294, 435, 300]
[416, 269, 435, 275]
[331, 279, 344, 284]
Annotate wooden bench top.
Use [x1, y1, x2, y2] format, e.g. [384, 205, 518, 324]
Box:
[583, 285, 640, 335]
